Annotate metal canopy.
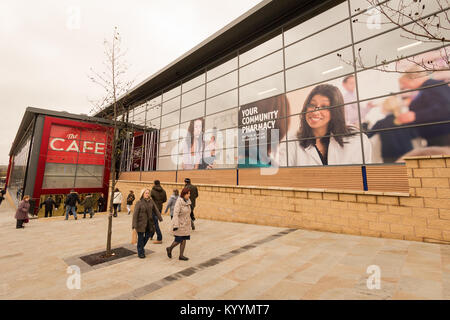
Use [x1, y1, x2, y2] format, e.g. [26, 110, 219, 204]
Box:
[94, 0, 341, 118]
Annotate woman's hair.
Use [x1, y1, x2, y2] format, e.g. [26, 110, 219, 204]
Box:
[173, 189, 179, 196]
[140, 188, 150, 199]
[114, 188, 119, 192]
[186, 118, 205, 153]
[180, 187, 190, 198]
[23, 195, 30, 201]
[297, 84, 352, 148]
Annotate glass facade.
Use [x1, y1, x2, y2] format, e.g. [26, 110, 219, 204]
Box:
[9, 125, 33, 203]
[120, 0, 450, 170]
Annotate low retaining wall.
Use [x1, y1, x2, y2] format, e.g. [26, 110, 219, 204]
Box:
[116, 155, 450, 244]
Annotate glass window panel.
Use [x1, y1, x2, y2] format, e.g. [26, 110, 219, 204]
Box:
[161, 110, 180, 128]
[286, 47, 354, 92]
[182, 73, 205, 93]
[74, 176, 103, 188]
[148, 95, 162, 106]
[205, 108, 238, 131]
[286, 104, 362, 141]
[285, 21, 351, 68]
[286, 132, 367, 166]
[207, 71, 238, 98]
[287, 75, 357, 117]
[162, 85, 181, 101]
[162, 96, 180, 115]
[178, 122, 191, 140]
[206, 89, 238, 115]
[284, 2, 350, 45]
[132, 111, 146, 125]
[158, 155, 177, 170]
[146, 104, 161, 120]
[182, 85, 205, 108]
[133, 104, 146, 115]
[42, 176, 75, 189]
[160, 125, 180, 142]
[239, 34, 283, 66]
[147, 117, 160, 129]
[207, 57, 238, 81]
[206, 148, 238, 169]
[360, 86, 450, 142]
[239, 72, 285, 105]
[159, 140, 179, 157]
[180, 101, 205, 123]
[351, 0, 447, 41]
[355, 15, 447, 69]
[201, 128, 238, 151]
[240, 51, 284, 86]
[356, 48, 450, 101]
[75, 164, 104, 177]
[44, 163, 77, 176]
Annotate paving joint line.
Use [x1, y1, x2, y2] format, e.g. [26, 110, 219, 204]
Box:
[114, 228, 297, 300]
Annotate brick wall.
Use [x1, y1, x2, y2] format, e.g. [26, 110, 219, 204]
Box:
[116, 155, 450, 244]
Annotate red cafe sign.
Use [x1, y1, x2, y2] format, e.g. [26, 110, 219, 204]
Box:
[46, 124, 108, 165]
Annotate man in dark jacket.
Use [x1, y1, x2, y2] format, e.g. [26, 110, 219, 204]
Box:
[82, 194, 95, 219]
[65, 190, 80, 220]
[150, 180, 167, 243]
[398, 74, 450, 146]
[126, 190, 135, 215]
[184, 178, 199, 230]
[40, 195, 56, 218]
[97, 193, 106, 212]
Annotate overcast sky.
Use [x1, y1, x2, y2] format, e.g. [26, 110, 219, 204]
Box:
[0, 0, 262, 165]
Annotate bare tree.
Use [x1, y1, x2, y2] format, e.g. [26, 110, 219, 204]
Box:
[88, 26, 135, 257]
[341, 0, 449, 73]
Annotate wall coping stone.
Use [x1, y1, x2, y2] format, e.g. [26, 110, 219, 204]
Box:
[404, 155, 450, 160]
[117, 180, 410, 197]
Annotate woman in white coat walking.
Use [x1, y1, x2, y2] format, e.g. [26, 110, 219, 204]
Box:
[277, 84, 372, 166]
[112, 188, 123, 217]
[166, 187, 192, 261]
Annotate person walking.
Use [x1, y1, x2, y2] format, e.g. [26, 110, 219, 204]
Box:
[15, 195, 30, 229]
[0, 188, 6, 206]
[40, 195, 56, 218]
[97, 193, 106, 212]
[150, 180, 167, 244]
[184, 178, 198, 230]
[65, 190, 80, 220]
[82, 193, 95, 219]
[112, 188, 123, 217]
[126, 190, 135, 215]
[165, 189, 179, 220]
[132, 188, 163, 259]
[166, 187, 192, 261]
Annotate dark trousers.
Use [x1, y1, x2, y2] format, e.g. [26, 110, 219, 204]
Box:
[45, 208, 52, 218]
[16, 219, 24, 228]
[137, 228, 151, 256]
[150, 213, 162, 241]
[113, 204, 119, 216]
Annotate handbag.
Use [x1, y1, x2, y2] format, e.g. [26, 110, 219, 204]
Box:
[131, 229, 137, 244]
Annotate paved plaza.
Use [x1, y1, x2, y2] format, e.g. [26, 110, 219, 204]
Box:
[1, 200, 450, 300]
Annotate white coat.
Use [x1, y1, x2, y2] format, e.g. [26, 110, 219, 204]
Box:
[276, 133, 372, 166]
[113, 191, 123, 204]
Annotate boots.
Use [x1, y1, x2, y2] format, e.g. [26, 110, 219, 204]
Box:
[179, 240, 189, 261]
[166, 241, 180, 259]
